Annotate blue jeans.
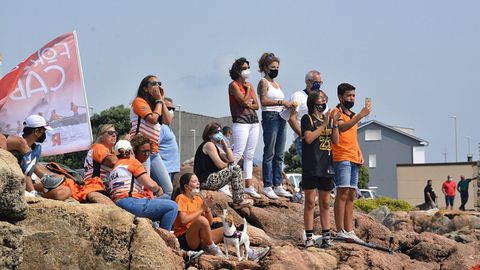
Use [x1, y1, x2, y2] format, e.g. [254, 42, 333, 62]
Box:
[333, 161, 359, 188]
[295, 136, 302, 165]
[144, 152, 173, 198]
[262, 111, 287, 187]
[116, 197, 178, 230]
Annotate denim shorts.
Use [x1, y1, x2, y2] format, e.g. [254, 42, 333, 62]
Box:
[333, 161, 359, 188]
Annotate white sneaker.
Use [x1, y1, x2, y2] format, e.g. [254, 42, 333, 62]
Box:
[218, 185, 232, 197]
[24, 190, 41, 197]
[335, 229, 350, 239]
[263, 187, 279, 199]
[274, 186, 293, 197]
[346, 230, 361, 242]
[247, 246, 271, 262]
[244, 186, 262, 198]
[205, 244, 225, 257]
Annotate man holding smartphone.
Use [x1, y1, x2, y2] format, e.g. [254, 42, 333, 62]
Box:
[331, 83, 371, 241]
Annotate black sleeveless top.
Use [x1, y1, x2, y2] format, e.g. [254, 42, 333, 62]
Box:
[194, 141, 221, 182]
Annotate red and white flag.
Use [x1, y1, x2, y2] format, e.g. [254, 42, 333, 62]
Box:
[0, 31, 93, 156]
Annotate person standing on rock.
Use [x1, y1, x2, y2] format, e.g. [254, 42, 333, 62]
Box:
[257, 52, 293, 199]
[287, 70, 323, 163]
[424, 179, 437, 209]
[331, 83, 371, 241]
[457, 175, 477, 211]
[158, 97, 180, 182]
[442, 175, 456, 210]
[228, 57, 262, 199]
[301, 90, 340, 248]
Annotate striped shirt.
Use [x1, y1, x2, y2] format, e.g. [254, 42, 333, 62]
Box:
[83, 143, 114, 180]
[130, 97, 161, 153]
[109, 157, 148, 202]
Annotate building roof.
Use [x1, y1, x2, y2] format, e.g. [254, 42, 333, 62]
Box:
[359, 120, 429, 146]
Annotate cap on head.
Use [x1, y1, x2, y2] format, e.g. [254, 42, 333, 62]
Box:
[24, 114, 53, 131]
[114, 140, 132, 155]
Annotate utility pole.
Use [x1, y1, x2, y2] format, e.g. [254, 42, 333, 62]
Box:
[449, 116, 458, 162]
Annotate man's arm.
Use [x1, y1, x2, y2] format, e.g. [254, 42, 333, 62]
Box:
[288, 110, 302, 137]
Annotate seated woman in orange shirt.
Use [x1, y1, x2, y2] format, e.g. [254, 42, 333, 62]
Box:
[173, 173, 225, 256]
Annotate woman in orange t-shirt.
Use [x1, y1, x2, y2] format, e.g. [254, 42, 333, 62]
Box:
[172, 173, 225, 256]
[129, 75, 173, 198]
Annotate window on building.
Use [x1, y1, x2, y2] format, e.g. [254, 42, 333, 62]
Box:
[368, 154, 376, 168]
[365, 129, 382, 141]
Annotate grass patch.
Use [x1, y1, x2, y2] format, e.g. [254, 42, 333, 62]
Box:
[354, 197, 413, 213]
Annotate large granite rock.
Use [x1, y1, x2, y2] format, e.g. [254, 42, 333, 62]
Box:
[0, 149, 27, 222]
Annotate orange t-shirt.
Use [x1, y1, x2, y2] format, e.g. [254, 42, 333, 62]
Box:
[83, 143, 114, 180]
[130, 97, 161, 153]
[109, 157, 148, 202]
[173, 194, 203, 237]
[331, 106, 363, 164]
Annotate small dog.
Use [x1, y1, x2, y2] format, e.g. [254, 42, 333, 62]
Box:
[220, 208, 250, 261]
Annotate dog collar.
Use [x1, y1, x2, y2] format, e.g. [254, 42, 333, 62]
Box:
[224, 231, 242, 239]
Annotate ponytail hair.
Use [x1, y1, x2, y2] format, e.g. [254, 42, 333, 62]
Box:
[172, 173, 195, 201]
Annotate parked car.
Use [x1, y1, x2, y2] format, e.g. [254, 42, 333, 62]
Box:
[359, 187, 378, 199]
[285, 173, 302, 191]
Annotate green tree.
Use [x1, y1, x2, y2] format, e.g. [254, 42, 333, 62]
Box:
[358, 165, 370, 189]
[41, 105, 130, 169]
[283, 142, 302, 173]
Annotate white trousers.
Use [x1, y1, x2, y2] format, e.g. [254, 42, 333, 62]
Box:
[232, 123, 260, 180]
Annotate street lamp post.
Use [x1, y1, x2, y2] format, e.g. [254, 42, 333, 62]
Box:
[466, 136, 472, 161]
[177, 104, 182, 161]
[190, 129, 196, 158]
[449, 116, 458, 162]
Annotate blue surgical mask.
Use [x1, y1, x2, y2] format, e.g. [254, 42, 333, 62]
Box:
[212, 132, 223, 142]
[311, 82, 322, 91]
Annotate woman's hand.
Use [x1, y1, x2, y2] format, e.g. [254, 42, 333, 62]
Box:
[282, 100, 293, 108]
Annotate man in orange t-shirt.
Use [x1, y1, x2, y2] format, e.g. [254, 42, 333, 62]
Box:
[331, 83, 371, 241]
[442, 175, 456, 210]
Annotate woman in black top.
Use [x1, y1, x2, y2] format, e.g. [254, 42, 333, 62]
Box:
[193, 122, 253, 208]
[301, 90, 340, 248]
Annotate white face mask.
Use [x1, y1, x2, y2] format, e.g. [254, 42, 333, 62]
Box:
[169, 109, 175, 118]
[241, 69, 251, 79]
[191, 188, 200, 194]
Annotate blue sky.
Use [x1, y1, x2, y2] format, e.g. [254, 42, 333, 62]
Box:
[1, 0, 479, 163]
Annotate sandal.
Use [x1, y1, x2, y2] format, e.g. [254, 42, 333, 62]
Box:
[232, 198, 254, 209]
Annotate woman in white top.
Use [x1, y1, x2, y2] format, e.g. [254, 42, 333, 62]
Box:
[256, 53, 293, 199]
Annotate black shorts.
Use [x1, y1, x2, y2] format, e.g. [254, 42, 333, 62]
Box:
[177, 222, 223, 251]
[301, 176, 334, 191]
[177, 233, 201, 251]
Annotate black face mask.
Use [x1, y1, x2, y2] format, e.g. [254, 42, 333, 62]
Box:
[267, 69, 278, 79]
[315, 103, 327, 113]
[342, 101, 354, 109]
[36, 132, 46, 143]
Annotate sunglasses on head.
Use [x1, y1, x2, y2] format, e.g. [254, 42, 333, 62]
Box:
[147, 81, 162, 87]
[105, 130, 118, 136]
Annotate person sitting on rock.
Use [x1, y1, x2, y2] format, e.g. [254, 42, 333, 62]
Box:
[110, 139, 178, 231]
[4, 115, 70, 200]
[75, 124, 120, 205]
[172, 172, 225, 256]
[172, 172, 270, 261]
[193, 122, 253, 209]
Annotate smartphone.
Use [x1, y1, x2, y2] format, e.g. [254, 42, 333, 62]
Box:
[365, 97, 372, 107]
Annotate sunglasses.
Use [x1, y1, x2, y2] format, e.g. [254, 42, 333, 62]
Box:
[167, 107, 176, 111]
[105, 130, 118, 136]
[147, 81, 162, 87]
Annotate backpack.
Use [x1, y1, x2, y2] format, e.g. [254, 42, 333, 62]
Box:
[45, 162, 85, 185]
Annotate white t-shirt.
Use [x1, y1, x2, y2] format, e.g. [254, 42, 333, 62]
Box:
[289, 90, 308, 138]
